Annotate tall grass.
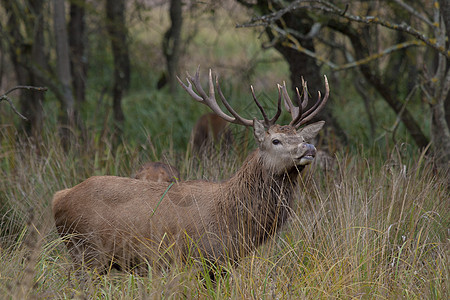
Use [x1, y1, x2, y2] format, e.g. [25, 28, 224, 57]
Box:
[0, 125, 448, 299]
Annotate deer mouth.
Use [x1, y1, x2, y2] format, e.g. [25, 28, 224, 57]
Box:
[297, 148, 316, 166]
[298, 155, 314, 165]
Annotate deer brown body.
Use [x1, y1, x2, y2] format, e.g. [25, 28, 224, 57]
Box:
[52, 69, 329, 274]
[191, 113, 233, 154]
[133, 162, 180, 182]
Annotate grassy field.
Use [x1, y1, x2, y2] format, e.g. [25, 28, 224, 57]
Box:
[0, 127, 448, 299]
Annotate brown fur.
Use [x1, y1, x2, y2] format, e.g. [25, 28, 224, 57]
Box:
[191, 113, 233, 154]
[52, 121, 324, 274]
[133, 162, 180, 183]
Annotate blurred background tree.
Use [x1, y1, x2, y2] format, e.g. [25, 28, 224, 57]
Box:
[106, 0, 130, 137]
[162, 0, 183, 94]
[1, 0, 47, 138]
[238, 0, 449, 166]
[0, 0, 448, 168]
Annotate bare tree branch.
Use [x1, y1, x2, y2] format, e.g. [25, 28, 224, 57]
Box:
[269, 25, 338, 69]
[238, 0, 449, 58]
[392, 0, 433, 26]
[273, 26, 422, 72]
[0, 86, 48, 120]
[236, 0, 310, 28]
[333, 40, 423, 71]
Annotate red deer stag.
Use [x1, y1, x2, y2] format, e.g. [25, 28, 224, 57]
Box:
[133, 162, 180, 183]
[52, 69, 329, 274]
[190, 112, 233, 155]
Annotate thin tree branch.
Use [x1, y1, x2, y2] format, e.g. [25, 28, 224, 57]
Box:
[236, 0, 309, 28]
[392, 0, 433, 26]
[269, 25, 338, 69]
[334, 40, 423, 71]
[238, 0, 449, 58]
[278, 27, 422, 72]
[3, 85, 48, 96]
[0, 86, 48, 120]
[375, 84, 420, 144]
[310, 3, 448, 58]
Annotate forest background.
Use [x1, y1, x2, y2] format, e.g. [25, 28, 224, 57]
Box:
[0, 0, 448, 298]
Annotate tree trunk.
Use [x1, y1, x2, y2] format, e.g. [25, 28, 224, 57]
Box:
[255, 3, 347, 148]
[106, 0, 130, 131]
[69, 0, 87, 104]
[327, 19, 430, 149]
[54, 0, 75, 129]
[163, 0, 183, 94]
[3, 0, 46, 137]
[430, 95, 450, 164]
[434, 0, 450, 166]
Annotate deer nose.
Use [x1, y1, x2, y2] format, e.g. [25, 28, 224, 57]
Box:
[299, 143, 317, 156]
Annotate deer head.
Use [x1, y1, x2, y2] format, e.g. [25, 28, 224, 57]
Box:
[133, 162, 180, 183]
[177, 67, 328, 174]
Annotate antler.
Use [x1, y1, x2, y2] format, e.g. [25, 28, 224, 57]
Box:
[281, 75, 329, 128]
[177, 67, 282, 128]
[250, 85, 282, 127]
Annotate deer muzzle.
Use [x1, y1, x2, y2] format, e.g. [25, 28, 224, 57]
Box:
[298, 143, 317, 165]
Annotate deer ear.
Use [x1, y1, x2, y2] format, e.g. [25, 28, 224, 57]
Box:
[298, 121, 325, 141]
[253, 119, 266, 143]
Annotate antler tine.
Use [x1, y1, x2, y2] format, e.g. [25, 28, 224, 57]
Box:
[177, 68, 235, 123]
[301, 77, 309, 110]
[280, 82, 301, 126]
[186, 67, 210, 102]
[176, 74, 202, 102]
[249, 85, 282, 127]
[269, 87, 282, 125]
[216, 77, 253, 126]
[289, 87, 304, 126]
[290, 79, 309, 127]
[296, 75, 330, 127]
[250, 85, 270, 126]
[280, 83, 293, 113]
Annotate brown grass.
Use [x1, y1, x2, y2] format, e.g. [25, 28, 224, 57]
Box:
[0, 127, 447, 299]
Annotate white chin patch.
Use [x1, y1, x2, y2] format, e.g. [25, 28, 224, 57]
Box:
[299, 155, 314, 165]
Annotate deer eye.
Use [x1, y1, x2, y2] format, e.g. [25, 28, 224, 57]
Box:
[272, 139, 281, 145]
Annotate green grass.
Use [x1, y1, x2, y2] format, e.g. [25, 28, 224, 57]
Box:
[0, 126, 447, 299]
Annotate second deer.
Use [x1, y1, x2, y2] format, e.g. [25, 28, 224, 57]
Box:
[52, 68, 329, 275]
[134, 162, 180, 183]
[190, 112, 233, 155]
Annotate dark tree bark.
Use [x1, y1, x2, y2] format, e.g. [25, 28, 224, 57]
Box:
[327, 19, 429, 149]
[69, 0, 87, 104]
[54, 0, 75, 126]
[240, 0, 445, 163]
[106, 0, 130, 130]
[253, 1, 347, 147]
[440, 0, 450, 41]
[163, 0, 183, 94]
[428, 0, 450, 165]
[438, 0, 450, 137]
[3, 0, 46, 137]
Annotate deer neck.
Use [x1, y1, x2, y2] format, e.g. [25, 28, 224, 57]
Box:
[219, 149, 300, 246]
[229, 148, 301, 194]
